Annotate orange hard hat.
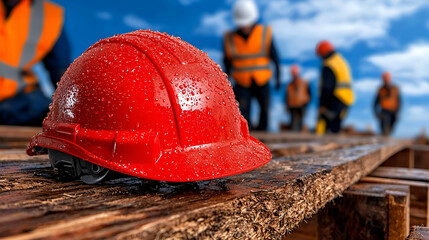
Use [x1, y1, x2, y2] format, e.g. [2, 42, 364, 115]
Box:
[382, 71, 392, 82]
[316, 40, 335, 57]
[290, 65, 300, 77]
[27, 30, 271, 183]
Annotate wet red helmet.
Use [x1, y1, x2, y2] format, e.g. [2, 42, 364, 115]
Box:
[316, 40, 335, 57]
[27, 30, 271, 183]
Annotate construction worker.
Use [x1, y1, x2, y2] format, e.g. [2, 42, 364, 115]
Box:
[223, 0, 280, 131]
[0, 0, 70, 126]
[374, 72, 401, 136]
[315, 40, 354, 134]
[286, 65, 311, 132]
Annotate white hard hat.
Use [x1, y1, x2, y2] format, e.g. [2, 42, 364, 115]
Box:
[233, 0, 259, 27]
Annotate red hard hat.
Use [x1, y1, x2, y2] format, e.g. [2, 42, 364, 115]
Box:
[316, 40, 335, 57]
[290, 65, 300, 77]
[27, 30, 271, 182]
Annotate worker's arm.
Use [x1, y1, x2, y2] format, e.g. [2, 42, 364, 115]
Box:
[269, 41, 280, 90]
[42, 28, 71, 87]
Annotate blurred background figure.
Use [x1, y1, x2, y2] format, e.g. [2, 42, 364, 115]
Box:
[374, 71, 401, 136]
[315, 40, 354, 134]
[286, 65, 310, 132]
[223, 0, 280, 131]
[0, 0, 70, 126]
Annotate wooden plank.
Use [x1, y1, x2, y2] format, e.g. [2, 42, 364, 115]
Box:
[267, 137, 383, 158]
[381, 148, 414, 168]
[361, 177, 429, 226]
[369, 167, 429, 182]
[317, 183, 409, 240]
[413, 145, 429, 170]
[407, 226, 429, 239]
[0, 138, 409, 239]
[0, 126, 40, 149]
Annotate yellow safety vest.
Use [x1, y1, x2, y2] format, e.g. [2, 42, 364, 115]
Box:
[322, 53, 354, 106]
[224, 24, 272, 87]
[0, 0, 64, 102]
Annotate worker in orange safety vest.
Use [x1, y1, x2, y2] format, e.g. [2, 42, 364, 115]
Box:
[223, 0, 280, 131]
[286, 65, 311, 132]
[374, 71, 401, 136]
[0, 0, 70, 125]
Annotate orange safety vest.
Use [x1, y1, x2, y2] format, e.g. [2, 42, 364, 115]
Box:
[378, 85, 400, 112]
[224, 24, 272, 88]
[0, 0, 64, 102]
[287, 78, 310, 108]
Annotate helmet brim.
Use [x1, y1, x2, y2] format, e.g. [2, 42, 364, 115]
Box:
[27, 133, 271, 182]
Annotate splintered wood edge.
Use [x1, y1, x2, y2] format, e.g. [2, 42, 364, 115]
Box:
[129, 141, 408, 239]
[2, 140, 409, 240]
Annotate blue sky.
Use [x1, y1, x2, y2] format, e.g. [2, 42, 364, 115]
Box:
[51, 0, 429, 138]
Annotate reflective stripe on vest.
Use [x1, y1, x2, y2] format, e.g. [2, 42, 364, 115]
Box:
[0, 0, 44, 94]
[322, 53, 354, 106]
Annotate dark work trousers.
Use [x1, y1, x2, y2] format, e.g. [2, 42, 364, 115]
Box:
[380, 109, 397, 136]
[288, 107, 305, 132]
[0, 89, 51, 126]
[321, 107, 347, 134]
[234, 81, 270, 131]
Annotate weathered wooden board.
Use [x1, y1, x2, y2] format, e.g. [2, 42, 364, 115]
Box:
[407, 226, 429, 240]
[381, 148, 414, 168]
[370, 167, 429, 182]
[0, 129, 409, 239]
[413, 145, 429, 170]
[361, 176, 429, 226]
[317, 183, 409, 240]
[0, 126, 39, 149]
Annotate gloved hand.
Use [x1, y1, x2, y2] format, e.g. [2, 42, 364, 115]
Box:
[323, 109, 337, 121]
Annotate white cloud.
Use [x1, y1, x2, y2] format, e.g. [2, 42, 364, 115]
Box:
[409, 106, 426, 115]
[123, 14, 152, 30]
[195, 10, 233, 36]
[354, 78, 380, 92]
[301, 68, 319, 82]
[96, 11, 112, 21]
[366, 42, 429, 96]
[262, 0, 428, 58]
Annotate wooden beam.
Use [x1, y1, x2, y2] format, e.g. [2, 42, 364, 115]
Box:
[361, 176, 429, 226]
[0, 138, 409, 239]
[267, 137, 385, 158]
[412, 145, 429, 170]
[407, 226, 429, 240]
[381, 148, 414, 168]
[317, 183, 409, 240]
[369, 167, 429, 182]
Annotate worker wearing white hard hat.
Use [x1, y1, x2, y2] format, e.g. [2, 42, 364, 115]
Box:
[223, 0, 280, 131]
